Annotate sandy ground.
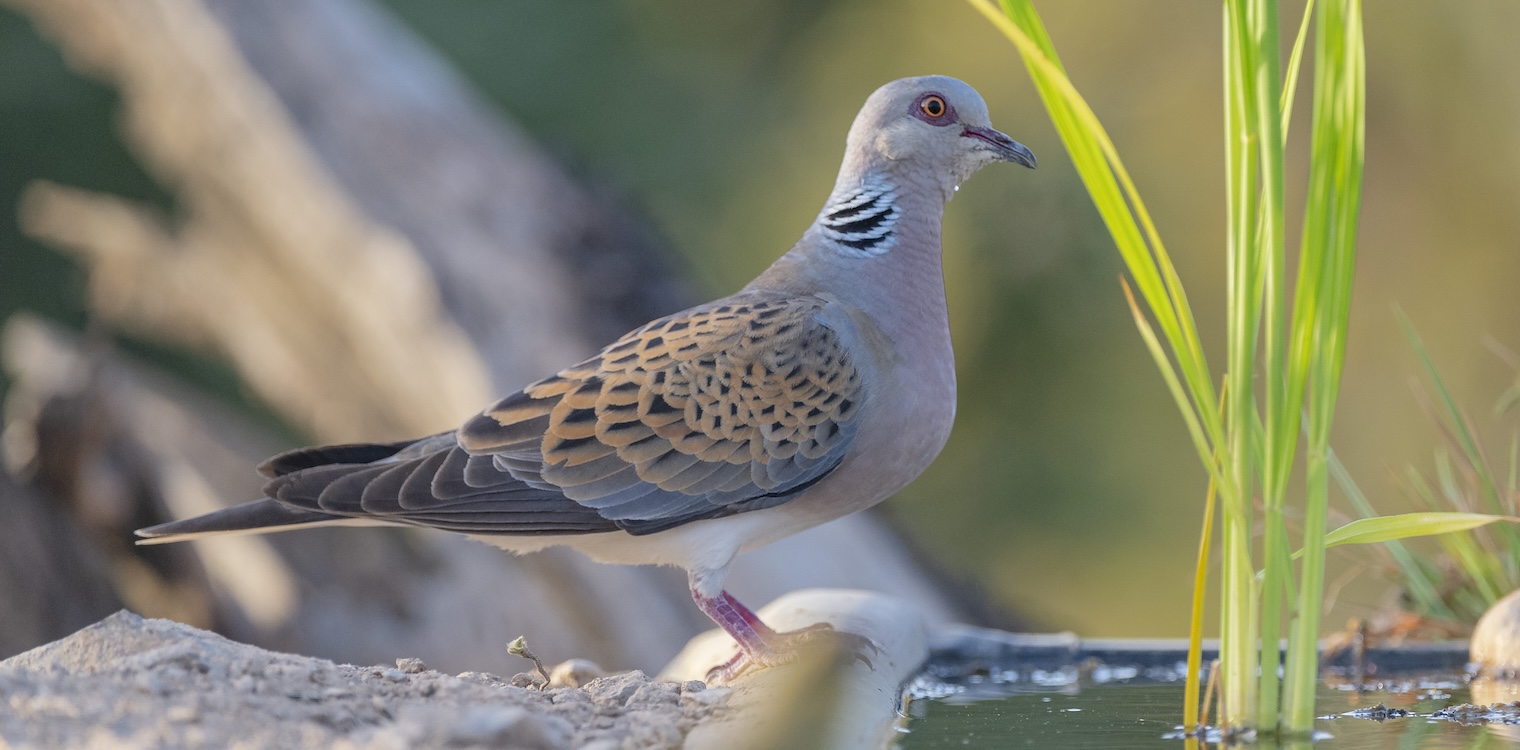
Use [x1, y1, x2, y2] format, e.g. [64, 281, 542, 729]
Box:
[0, 611, 728, 749]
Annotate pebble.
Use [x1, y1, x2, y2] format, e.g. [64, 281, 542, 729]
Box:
[394, 658, 428, 674]
[511, 672, 547, 689]
[585, 671, 645, 705]
[628, 681, 679, 709]
[548, 658, 606, 689]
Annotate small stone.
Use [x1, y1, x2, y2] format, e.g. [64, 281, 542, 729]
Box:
[628, 681, 679, 708]
[550, 688, 591, 705]
[395, 657, 428, 674]
[378, 668, 408, 683]
[456, 671, 505, 685]
[547, 659, 605, 689]
[510, 672, 546, 689]
[583, 671, 644, 706]
[681, 680, 706, 693]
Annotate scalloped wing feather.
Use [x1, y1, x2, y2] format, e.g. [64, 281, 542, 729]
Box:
[259, 294, 865, 536]
[460, 294, 864, 523]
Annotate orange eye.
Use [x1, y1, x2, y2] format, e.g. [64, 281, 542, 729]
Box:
[920, 95, 947, 118]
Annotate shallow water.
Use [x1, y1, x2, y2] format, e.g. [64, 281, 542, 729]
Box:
[900, 671, 1518, 749]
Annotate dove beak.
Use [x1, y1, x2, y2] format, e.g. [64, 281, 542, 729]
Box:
[962, 125, 1037, 169]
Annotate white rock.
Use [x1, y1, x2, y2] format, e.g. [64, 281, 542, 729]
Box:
[1471, 588, 1520, 675]
[663, 589, 928, 750]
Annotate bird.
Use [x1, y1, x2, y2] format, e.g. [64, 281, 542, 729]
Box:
[137, 75, 1036, 680]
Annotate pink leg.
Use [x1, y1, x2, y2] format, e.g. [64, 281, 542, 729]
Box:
[692, 589, 774, 659]
[722, 592, 776, 637]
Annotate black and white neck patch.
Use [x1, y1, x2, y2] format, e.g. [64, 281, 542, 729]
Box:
[817, 178, 899, 257]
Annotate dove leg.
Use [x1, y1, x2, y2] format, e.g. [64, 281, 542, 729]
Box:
[692, 589, 775, 659]
[693, 589, 883, 683]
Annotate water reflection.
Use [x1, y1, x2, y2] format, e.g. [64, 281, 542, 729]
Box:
[903, 679, 1502, 749]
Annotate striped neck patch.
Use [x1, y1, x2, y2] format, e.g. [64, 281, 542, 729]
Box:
[817, 178, 899, 257]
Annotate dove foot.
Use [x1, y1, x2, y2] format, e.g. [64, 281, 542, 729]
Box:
[704, 624, 882, 683]
[693, 589, 881, 684]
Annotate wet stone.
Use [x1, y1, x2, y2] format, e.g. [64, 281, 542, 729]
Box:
[1344, 702, 1410, 721]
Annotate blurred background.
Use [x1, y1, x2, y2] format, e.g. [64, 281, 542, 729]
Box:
[2, 0, 1518, 671]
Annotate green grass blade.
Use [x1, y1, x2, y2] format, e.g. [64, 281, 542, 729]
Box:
[1284, 0, 1365, 732]
[1402, 315, 1511, 518]
[1185, 468, 1220, 734]
[1121, 281, 1225, 485]
[1223, 0, 1290, 729]
[1406, 466, 1505, 604]
[1222, 0, 1267, 727]
[977, 0, 1227, 460]
[1280, 0, 1316, 135]
[1314, 512, 1518, 550]
[1329, 449, 1454, 619]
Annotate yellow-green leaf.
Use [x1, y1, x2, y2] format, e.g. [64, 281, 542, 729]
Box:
[1294, 512, 1520, 558]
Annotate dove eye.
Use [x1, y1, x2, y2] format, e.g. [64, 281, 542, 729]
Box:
[912, 93, 953, 125]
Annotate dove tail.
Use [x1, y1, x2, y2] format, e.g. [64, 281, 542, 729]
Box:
[134, 499, 352, 545]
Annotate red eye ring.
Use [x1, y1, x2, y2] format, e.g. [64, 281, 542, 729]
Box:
[920, 95, 947, 118]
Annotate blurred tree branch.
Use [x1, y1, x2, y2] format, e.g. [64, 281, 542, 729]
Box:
[0, 0, 969, 670]
[12, 0, 494, 442]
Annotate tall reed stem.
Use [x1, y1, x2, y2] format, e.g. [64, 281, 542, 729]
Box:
[974, 0, 1363, 732]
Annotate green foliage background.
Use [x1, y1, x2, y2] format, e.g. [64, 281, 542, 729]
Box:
[4, 0, 1520, 636]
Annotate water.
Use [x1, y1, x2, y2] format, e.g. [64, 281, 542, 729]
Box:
[900, 671, 1519, 748]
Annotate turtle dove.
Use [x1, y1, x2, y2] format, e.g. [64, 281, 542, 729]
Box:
[138, 75, 1036, 680]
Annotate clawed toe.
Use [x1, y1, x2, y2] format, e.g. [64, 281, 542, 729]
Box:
[784, 624, 880, 668]
[706, 622, 881, 683]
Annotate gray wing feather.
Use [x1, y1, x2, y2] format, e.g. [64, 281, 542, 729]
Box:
[176, 292, 866, 541]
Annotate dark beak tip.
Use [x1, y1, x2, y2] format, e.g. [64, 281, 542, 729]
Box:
[1001, 143, 1036, 170]
[1003, 138, 1037, 170]
[965, 125, 1037, 170]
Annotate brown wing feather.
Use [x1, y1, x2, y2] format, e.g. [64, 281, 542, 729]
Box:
[235, 294, 867, 539]
[458, 293, 864, 525]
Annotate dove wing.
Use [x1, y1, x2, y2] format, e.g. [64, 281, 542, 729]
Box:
[264, 292, 865, 536]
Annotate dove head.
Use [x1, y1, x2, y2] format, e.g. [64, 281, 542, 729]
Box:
[841, 76, 1035, 200]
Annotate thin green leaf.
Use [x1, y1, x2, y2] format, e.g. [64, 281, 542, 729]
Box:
[1317, 512, 1518, 551]
[976, 0, 1226, 459]
[1328, 449, 1453, 619]
[1279, 0, 1315, 136]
